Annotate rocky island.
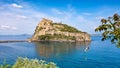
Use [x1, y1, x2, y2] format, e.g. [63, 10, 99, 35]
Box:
[29, 18, 91, 42]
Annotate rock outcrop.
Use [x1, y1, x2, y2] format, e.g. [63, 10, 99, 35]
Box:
[29, 18, 91, 42]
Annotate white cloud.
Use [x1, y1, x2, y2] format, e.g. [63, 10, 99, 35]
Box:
[82, 12, 92, 15]
[0, 6, 4, 9]
[51, 7, 75, 21]
[51, 8, 63, 14]
[76, 15, 100, 33]
[63, 12, 74, 20]
[1, 12, 27, 20]
[0, 25, 17, 30]
[96, 16, 105, 19]
[77, 16, 86, 22]
[11, 3, 23, 8]
[1, 13, 13, 16]
[16, 15, 27, 19]
[34, 13, 61, 22]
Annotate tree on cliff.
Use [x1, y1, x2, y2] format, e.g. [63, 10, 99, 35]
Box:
[95, 14, 120, 47]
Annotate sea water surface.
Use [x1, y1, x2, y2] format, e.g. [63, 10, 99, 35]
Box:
[0, 35, 120, 68]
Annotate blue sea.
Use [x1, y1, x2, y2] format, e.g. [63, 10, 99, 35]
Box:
[0, 35, 120, 68]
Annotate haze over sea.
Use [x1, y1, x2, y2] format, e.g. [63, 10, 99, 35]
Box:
[0, 35, 120, 68]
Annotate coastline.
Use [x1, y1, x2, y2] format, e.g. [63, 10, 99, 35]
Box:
[28, 38, 91, 42]
[0, 40, 27, 43]
[0, 39, 91, 43]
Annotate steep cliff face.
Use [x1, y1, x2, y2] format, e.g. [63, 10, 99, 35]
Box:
[30, 18, 91, 42]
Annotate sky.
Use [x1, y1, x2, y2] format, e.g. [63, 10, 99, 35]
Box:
[0, 0, 120, 35]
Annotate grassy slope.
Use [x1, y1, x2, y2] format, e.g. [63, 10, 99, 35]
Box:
[53, 23, 82, 33]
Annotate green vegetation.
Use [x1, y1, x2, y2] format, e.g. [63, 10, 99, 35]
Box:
[39, 34, 76, 40]
[0, 59, 11, 68]
[35, 27, 44, 32]
[0, 63, 11, 68]
[39, 34, 52, 40]
[53, 23, 81, 32]
[95, 14, 120, 47]
[38, 27, 44, 31]
[0, 57, 58, 68]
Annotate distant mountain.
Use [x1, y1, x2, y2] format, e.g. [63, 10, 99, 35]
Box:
[21, 34, 32, 36]
[29, 18, 91, 42]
